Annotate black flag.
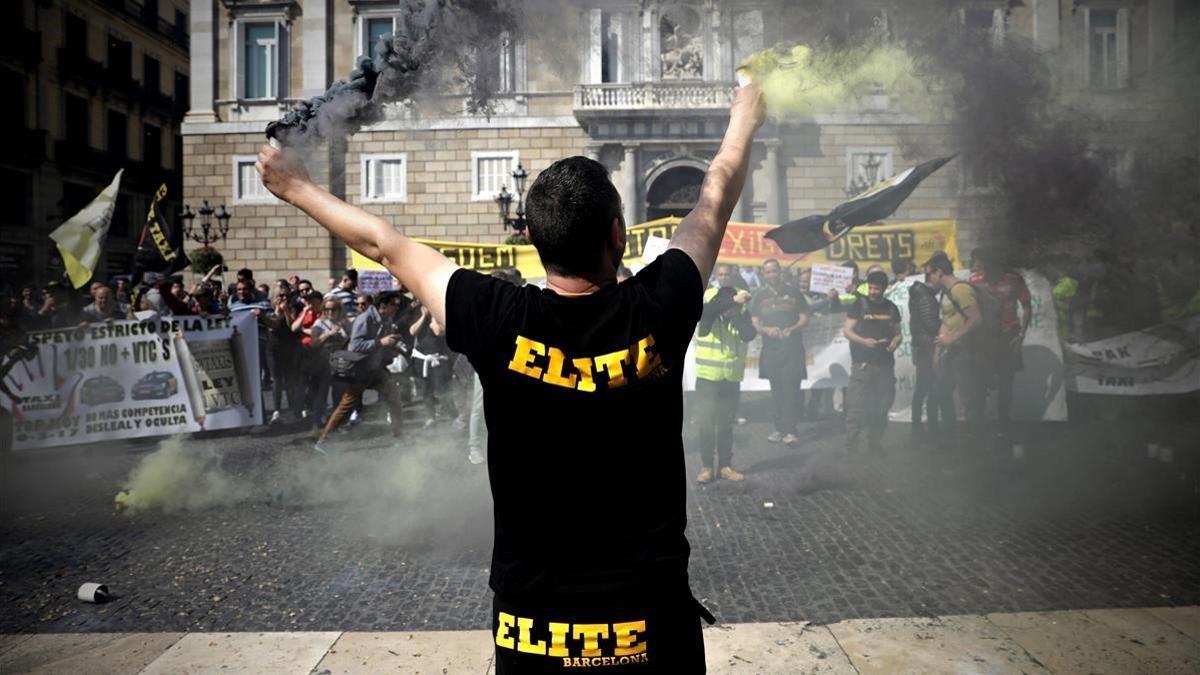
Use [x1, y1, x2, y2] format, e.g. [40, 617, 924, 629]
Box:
[765, 155, 956, 253]
[131, 183, 189, 286]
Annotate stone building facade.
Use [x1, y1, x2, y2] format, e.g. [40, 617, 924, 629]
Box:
[182, 0, 1188, 283]
[2, 0, 191, 288]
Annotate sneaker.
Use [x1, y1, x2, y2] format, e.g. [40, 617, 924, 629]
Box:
[268, 410, 282, 425]
[718, 466, 745, 481]
[423, 418, 436, 428]
[468, 447, 485, 465]
[696, 467, 714, 483]
[782, 433, 799, 445]
[313, 442, 334, 456]
[767, 431, 784, 443]
[349, 410, 361, 426]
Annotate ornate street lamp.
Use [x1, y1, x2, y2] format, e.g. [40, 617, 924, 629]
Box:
[846, 152, 886, 197]
[494, 163, 529, 234]
[180, 199, 231, 247]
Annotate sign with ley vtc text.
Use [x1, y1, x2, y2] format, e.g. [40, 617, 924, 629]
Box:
[6, 312, 262, 450]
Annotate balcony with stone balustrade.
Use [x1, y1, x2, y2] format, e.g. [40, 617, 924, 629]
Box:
[573, 81, 736, 120]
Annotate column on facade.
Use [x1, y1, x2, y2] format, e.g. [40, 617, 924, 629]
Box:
[301, 0, 328, 97]
[186, 0, 216, 122]
[622, 145, 639, 227]
[765, 141, 781, 225]
[1031, 0, 1060, 51]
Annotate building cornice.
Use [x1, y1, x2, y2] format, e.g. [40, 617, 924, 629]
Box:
[182, 115, 582, 136]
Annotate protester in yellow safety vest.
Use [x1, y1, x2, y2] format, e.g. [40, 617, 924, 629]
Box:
[1051, 275, 1079, 343]
[694, 264, 757, 483]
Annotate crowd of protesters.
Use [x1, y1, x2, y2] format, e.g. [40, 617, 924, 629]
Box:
[2, 245, 1195, 465]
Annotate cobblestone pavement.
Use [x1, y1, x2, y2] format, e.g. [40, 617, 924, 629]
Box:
[2, 396, 1197, 634]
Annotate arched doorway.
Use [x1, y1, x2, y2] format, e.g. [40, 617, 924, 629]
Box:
[646, 166, 705, 220]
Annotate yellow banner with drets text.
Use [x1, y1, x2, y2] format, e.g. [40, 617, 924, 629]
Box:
[349, 218, 959, 281]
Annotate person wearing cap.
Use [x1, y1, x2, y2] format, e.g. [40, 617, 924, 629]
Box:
[843, 270, 902, 454]
[924, 251, 984, 443]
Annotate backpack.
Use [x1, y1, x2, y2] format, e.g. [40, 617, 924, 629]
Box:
[329, 349, 370, 382]
[944, 281, 1003, 354]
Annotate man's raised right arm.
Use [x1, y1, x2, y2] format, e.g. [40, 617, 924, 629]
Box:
[668, 85, 766, 282]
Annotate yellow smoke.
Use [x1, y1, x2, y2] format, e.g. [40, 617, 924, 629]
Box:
[738, 39, 928, 119]
[115, 435, 249, 514]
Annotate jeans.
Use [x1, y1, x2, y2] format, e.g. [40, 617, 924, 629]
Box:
[935, 346, 984, 439]
[845, 362, 896, 453]
[695, 378, 741, 469]
[767, 363, 805, 435]
[317, 372, 406, 442]
[911, 340, 938, 432]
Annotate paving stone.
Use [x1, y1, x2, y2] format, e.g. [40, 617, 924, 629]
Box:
[1146, 606, 1200, 644]
[0, 410, 1197, 632]
[314, 630, 494, 673]
[0, 632, 183, 675]
[987, 609, 1174, 675]
[827, 614, 1050, 674]
[139, 632, 340, 675]
[1083, 608, 1200, 674]
[703, 622, 855, 673]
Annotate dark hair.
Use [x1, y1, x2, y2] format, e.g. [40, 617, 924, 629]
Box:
[344, 269, 358, 284]
[762, 258, 780, 269]
[237, 267, 254, 279]
[373, 290, 401, 307]
[303, 290, 323, 304]
[866, 270, 889, 287]
[891, 257, 913, 277]
[525, 156, 622, 276]
[841, 260, 860, 272]
[298, 278, 313, 288]
[927, 257, 953, 274]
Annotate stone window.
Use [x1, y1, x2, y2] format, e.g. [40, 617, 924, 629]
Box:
[959, 153, 999, 195]
[361, 154, 408, 203]
[106, 109, 128, 161]
[1086, 7, 1129, 89]
[232, 155, 274, 204]
[239, 21, 283, 99]
[359, 15, 395, 59]
[960, 5, 1005, 46]
[471, 151, 519, 202]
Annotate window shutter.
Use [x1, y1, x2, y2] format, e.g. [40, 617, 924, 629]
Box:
[276, 20, 289, 99]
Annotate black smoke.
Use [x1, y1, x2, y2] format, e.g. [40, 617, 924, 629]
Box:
[267, 0, 520, 146]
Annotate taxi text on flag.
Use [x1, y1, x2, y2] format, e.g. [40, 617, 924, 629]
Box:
[48, 170, 124, 288]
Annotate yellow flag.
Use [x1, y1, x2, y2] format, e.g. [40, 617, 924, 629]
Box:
[49, 169, 124, 288]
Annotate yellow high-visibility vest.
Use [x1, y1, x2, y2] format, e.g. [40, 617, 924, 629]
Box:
[694, 287, 749, 382]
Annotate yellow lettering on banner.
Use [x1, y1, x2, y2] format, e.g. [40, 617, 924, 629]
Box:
[508, 336, 546, 379]
[613, 620, 647, 656]
[547, 622, 571, 657]
[572, 358, 597, 393]
[594, 351, 629, 388]
[496, 612, 516, 649]
[634, 335, 661, 378]
[516, 616, 548, 655]
[543, 347, 577, 390]
[572, 624, 610, 657]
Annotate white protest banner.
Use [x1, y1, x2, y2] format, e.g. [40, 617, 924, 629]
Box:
[5, 312, 262, 450]
[808, 263, 856, 296]
[686, 272, 1069, 421]
[1064, 316, 1200, 395]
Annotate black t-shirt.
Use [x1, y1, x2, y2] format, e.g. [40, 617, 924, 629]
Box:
[445, 249, 703, 606]
[847, 295, 901, 366]
[750, 283, 809, 366]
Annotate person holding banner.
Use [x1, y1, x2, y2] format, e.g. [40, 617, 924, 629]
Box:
[751, 259, 810, 445]
[843, 271, 902, 454]
[257, 82, 766, 672]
